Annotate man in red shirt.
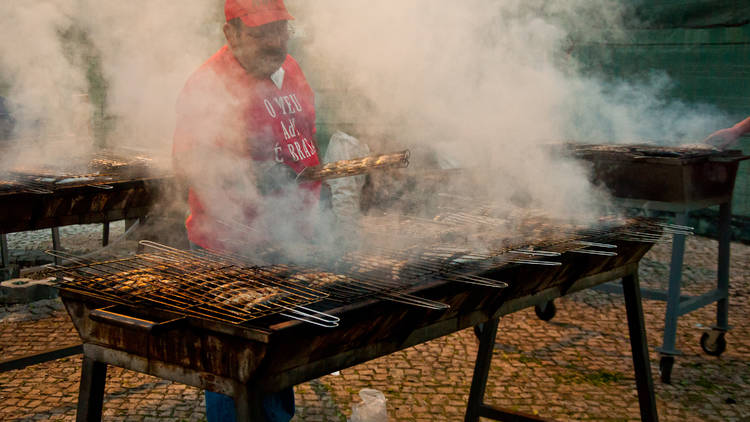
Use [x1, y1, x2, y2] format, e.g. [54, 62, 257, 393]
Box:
[172, 0, 319, 420]
[173, 0, 321, 253]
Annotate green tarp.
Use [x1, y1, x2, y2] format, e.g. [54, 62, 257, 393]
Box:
[625, 0, 750, 28]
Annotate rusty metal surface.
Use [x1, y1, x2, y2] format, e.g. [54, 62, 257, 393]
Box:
[62, 294, 270, 383]
[60, 237, 652, 392]
[0, 176, 174, 234]
[257, 239, 651, 391]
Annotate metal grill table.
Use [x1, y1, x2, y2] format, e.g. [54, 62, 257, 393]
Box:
[0, 173, 174, 277]
[64, 237, 658, 422]
[560, 143, 750, 383]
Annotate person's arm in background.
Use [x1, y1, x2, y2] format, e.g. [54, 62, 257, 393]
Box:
[703, 116, 750, 150]
[323, 131, 370, 220]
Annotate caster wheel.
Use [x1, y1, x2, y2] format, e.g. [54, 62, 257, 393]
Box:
[534, 301, 556, 321]
[659, 356, 674, 384]
[700, 331, 727, 357]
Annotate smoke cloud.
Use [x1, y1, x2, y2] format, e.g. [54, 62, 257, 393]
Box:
[0, 1, 731, 253]
[0, 1, 223, 169]
[0, 1, 89, 166]
[284, 0, 728, 223]
[77, 0, 223, 152]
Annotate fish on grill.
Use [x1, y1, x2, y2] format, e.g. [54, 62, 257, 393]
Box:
[290, 271, 346, 288]
[87, 267, 172, 294]
[208, 284, 281, 309]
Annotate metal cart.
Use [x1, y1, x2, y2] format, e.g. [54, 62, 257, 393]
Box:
[539, 144, 749, 383]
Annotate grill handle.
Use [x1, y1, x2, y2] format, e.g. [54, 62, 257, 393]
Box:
[90, 307, 184, 333]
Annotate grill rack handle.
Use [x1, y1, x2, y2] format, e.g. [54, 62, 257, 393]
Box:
[90, 306, 185, 333]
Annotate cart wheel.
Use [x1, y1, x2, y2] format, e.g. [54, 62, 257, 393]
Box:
[700, 331, 727, 357]
[659, 356, 674, 384]
[534, 301, 556, 321]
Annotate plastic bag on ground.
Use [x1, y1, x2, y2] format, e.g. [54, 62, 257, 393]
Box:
[349, 388, 388, 422]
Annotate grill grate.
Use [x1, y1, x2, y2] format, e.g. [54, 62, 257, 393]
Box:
[0, 150, 163, 194]
[48, 247, 333, 326]
[47, 203, 682, 327]
[563, 143, 737, 159]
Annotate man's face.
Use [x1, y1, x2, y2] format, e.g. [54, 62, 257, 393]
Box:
[225, 20, 289, 78]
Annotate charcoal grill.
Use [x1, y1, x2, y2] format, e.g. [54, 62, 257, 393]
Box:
[564, 143, 748, 208]
[0, 152, 175, 279]
[0, 158, 172, 234]
[562, 142, 750, 383]
[58, 215, 664, 421]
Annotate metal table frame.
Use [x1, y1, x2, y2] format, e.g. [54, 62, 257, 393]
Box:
[592, 198, 732, 383]
[74, 262, 658, 422]
[0, 176, 169, 280]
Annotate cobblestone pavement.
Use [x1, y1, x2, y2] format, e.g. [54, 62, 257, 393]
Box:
[1, 225, 749, 421]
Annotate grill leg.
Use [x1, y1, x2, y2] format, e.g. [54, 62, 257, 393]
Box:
[234, 386, 266, 422]
[465, 320, 548, 422]
[1, 233, 9, 280]
[102, 222, 110, 247]
[659, 212, 687, 358]
[716, 202, 731, 331]
[464, 319, 498, 422]
[76, 356, 107, 422]
[1, 233, 8, 268]
[51, 227, 62, 265]
[622, 271, 659, 422]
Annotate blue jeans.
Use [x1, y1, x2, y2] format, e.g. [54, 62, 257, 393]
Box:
[189, 240, 295, 421]
[205, 388, 295, 422]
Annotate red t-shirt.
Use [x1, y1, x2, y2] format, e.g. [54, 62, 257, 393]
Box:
[173, 46, 321, 251]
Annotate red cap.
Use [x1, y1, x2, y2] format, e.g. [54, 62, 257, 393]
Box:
[225, 0, 294, 27]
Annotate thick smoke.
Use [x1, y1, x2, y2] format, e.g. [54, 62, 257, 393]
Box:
[77, 1, 224, 153]
[285, 0, 728, 224]
[0, 1, 223, 169]
[0, 1, 90, 166]
[563, 72, 728, 144]
[0, 1, 732, 255]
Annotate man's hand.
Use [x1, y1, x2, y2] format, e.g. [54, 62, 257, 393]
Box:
[703, 127, 740, 150]
[703, 117, 750, 150]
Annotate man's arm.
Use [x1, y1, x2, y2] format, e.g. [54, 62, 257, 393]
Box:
[703, 116, 750, 149]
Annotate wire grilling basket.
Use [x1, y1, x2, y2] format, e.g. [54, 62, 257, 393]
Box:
[296, 150, 410, 182]
[47, 245, 338, 327]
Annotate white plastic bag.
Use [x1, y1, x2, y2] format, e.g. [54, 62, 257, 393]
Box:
[349, 388, 388, 422]
[323, 131, 370, 218]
